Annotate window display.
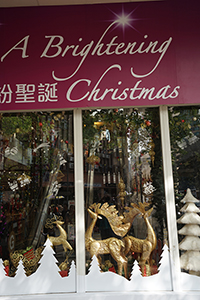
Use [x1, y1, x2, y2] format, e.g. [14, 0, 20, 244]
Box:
[0, 111, 75, 280]
[83, 108, 168, 280]
[169, 106, 200, 277]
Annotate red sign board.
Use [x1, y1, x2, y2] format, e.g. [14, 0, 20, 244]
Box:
[0, 1, 199, 111]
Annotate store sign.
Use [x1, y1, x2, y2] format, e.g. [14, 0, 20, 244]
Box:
[0, 1, 199, 110]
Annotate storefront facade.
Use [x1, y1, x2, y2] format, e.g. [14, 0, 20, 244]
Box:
[1, 0, 200, 299]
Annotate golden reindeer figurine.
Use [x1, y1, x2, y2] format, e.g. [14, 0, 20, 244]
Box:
[85, 202, 157, 277]
[123, 202, 157, 275]
[85, 203, 128, 278]
[47, 220, 73, 252]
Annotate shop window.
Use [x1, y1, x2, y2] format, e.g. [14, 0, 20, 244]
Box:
[0, 111, 75, 294]
[169, 106, 200, 282]
[83, 108, 170, 291]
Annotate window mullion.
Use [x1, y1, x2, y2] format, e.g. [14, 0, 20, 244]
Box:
[159, 105, 181, 291]
[73, 108, 85, 293]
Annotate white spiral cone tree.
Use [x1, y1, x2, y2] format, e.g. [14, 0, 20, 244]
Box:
[177, 188, 200, 275]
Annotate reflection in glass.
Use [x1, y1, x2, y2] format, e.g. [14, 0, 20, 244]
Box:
[83, 108, 167, 278]
[0, 111, 75, 277]
[169, 106, 200, 276]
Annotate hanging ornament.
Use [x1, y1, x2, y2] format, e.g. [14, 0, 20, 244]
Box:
[8, 180, 18, 191]
[86, 154, 100, 167]
[143, 182, 156, 195]
[17, 173, 31, 187]
[86, 155, 100, 206]
[113, 172, 116, 184]
[108, 171, 111, 184]
[149, 139, 155, 166]
[118, 171, 120, 183]
[145, 120, 151, 127]
[56, 170, 65, 182]
[103, 173, 106, 184]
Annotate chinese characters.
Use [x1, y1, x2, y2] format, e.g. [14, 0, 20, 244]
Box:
[0, 83, 58, 104]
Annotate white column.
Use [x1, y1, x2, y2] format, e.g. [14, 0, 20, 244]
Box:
[73, 108, 85, 293]
[159, 105, 181, 291]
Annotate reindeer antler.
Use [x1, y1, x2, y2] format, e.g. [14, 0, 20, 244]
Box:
[89, 202, 153, 237]
[123, 203, 141, 223]
[131, 202, 153, 217]
[45, 215, 63, 229]
[90, 202, 130, 237]
[89, 202, 101, 212]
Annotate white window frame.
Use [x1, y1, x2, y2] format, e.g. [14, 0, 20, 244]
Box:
[73, 106, 181, 293]
[1, 105, 199, 300]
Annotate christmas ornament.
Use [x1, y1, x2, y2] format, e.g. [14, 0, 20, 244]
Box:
[3, 260, 9, 276]
[17, 173, 31, 187]
[47, 220, 73, 252]
[86, 154, 100, 166]
[149, 139, 155, 166]
[10, 246, 43, 277]
[118, 178, 126, 207]
[86, 155, 100, 205]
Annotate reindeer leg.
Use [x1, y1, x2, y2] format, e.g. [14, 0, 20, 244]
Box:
[123, 236, 132, 256]
[90, 241, 102, 267]
[123, 260, 128, 279]
[139, 262, 145, 276]
[117, 262, 123, 276]
[139, 241, 152, 276]
[109, 239, 127, 278]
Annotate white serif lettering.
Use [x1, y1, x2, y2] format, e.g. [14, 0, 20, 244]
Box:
[1, 35, 29, 62]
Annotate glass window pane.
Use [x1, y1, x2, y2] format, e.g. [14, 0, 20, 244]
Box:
[83, 108, 167, 279]
[169, 106, 200, 277]
[0, 111, 75, 280]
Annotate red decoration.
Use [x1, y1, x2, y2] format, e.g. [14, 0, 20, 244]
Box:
[39, 122, 43, 127]
[23, 248, 35, 261]
[145, 120, 151, 126]
[4, 265, 9, 276]
[143, 265, 147, 277]
[59, 270, 68, 277]
[108, 266, 116, 273]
